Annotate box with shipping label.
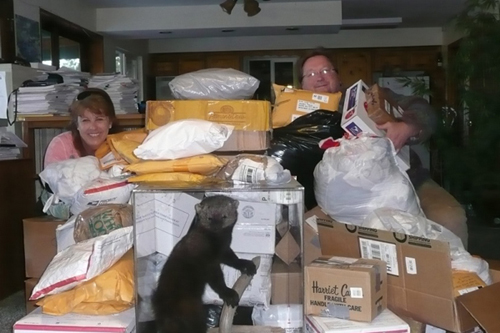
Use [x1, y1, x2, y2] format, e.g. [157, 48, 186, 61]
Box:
[270, 258, 303, 304]
[341, 80, 410, 171]
[312, 206, 500, 333]
[132, 180, 304, 326]
[13, 307, 135, 333]
[272, 84, 342, 128]
[305, 308, 409, 333]
[23, 216, 64, 278]
[305, 256, 387, 322]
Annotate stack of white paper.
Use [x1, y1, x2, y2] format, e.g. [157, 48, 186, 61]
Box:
[89, 73, 139, 114]
[48, 66, 91, 86]
[14, 84, 83, 115]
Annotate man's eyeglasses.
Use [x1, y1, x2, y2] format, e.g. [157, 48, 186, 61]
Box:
[303, 68, 337, 80]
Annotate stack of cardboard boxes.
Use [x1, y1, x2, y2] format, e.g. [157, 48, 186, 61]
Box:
[308, 206, 500, 333]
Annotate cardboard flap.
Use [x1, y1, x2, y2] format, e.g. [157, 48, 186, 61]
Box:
[456, 282, 500, 332]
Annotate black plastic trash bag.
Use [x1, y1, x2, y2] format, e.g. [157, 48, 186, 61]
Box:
[267, 110, 345, 210]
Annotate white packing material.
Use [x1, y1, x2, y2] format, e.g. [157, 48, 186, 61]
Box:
[56, 215, 77, 253]
[39, 156, 107, 211]
[252, 304, 303, 332]
[202, 253, 273, 307]
[30, 226, 133, 300]
[134, 119, 234, 160]
[219, 155, 292, 185]
[70, 177, 136, 216]
[314, 135, 423, 225]
[363, 208, 492, 285]
[169, 68, 260, 100]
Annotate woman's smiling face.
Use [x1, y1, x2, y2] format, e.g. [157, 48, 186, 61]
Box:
[77, 109, 111, 152]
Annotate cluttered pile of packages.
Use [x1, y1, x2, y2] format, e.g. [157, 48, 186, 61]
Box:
[15, 68, 500, 333]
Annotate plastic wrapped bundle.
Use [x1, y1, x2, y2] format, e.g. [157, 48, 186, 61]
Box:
[267, 110, 344, 209]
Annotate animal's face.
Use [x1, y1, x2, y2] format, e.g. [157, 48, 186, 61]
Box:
[195, 195, 239, 230]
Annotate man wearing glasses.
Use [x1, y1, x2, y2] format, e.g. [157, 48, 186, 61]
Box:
[297, 47, 468, 248]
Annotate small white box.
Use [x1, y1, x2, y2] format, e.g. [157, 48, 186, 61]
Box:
[341, 80, 410, 171]
[305, 308, 409, 333]
[231, 224, 275, 254]
[13, 307, 135, 333]
[231, 200, 277, 254]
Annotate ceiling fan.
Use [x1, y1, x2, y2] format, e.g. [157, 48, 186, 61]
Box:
[220, 0, 261, 17]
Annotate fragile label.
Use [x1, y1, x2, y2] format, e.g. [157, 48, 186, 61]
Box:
[312, 93, 329, 103]
[296, 100, 321, 113]
[359, 238, 399, 276]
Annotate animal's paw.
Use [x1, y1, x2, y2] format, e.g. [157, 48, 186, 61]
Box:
[221, 288, 239, 307]
[238, 259, 257, 276]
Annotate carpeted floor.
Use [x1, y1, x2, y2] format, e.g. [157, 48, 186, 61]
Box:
[0, 291, 26, 333]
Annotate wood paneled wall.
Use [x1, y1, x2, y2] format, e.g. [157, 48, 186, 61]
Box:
[148, 46, 445, 107]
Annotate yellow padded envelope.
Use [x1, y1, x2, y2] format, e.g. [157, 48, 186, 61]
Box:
[146, 100, 271, 132]
[36, 250, 134, 316]
[124, 154, 227, 176]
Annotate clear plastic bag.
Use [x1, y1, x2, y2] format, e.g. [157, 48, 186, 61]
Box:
[74, 204, 133, 242]
[169, 68, 259, 100]
[216, 154, 291, 185]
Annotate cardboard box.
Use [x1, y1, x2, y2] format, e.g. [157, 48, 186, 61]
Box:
[23, 216, 64, 278]
[272, 84, 342, 128]
[232, 200, 277, 255]
[146, 100, 271, 131]
[270, 258, 302, 304]
[340, 80, 410, 171]
[304, 208, 327, 266]
[365, 83, 403, 124]
[24, 278, 39, 314]
[312, 207, 500, 332]
[13, 307, 135, 333]
[305, 256, 387, 322]
[218, 130, 270, 151]
[305, 308, 410, 333]
[274, 229, 301, 264]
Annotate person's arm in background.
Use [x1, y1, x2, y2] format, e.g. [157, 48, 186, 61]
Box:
[376, 87, 438, 150]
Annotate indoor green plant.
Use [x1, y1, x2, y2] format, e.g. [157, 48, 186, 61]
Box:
[442, 0, 500, 222]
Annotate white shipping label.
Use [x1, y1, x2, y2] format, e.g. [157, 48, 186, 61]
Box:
[270, 190, 301, 204]
[312, 93, 329, 103]
[405, 257, 417, 275]
[100, 151, 118, 168]
[232, 160, 266, 183]
[350, 287, 363, 298]
[291, 114, 303, 122]
[458, 287, 481, 295]
[296, 100, 321, 113]
[359, 238, 399, 276]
